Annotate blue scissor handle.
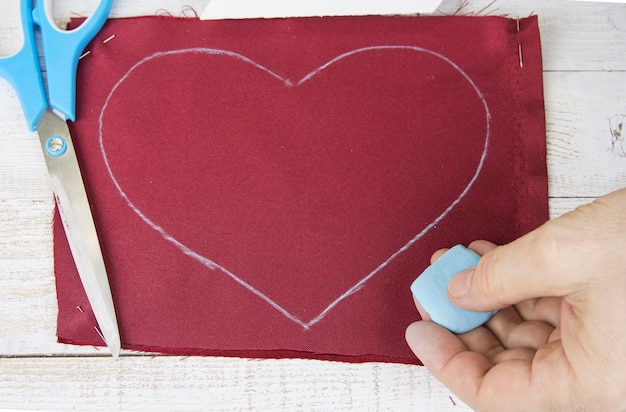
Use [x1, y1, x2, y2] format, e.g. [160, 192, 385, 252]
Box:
[33, 0, 113, 123]
[0, 0, 47, 131]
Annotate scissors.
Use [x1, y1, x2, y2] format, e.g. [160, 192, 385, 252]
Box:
[0, 0, 119, 357]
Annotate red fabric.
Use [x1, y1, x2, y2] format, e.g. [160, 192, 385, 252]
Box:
[55, 15, 548, 364]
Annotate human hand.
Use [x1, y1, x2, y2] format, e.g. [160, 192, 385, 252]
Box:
[406, 188, 626, 411]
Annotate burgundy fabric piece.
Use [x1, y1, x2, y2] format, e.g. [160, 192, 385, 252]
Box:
[55, 15, 548, 364]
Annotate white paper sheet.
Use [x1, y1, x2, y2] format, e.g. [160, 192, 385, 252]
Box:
[200, 0, 444, 20]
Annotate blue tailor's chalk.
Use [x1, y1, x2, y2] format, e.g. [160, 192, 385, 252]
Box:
[410, 245, 497, 334]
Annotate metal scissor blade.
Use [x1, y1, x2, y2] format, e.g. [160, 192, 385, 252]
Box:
[36, 110, 120, 358]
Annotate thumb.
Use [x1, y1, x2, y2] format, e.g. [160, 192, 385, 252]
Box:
[448, 221, 586, 312]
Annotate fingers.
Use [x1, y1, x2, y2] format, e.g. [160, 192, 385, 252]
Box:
[448, 189, 626, 313]
[429, 240, 496, 264]
[447, 221, 588, 312]
[455, 325, 504, 360]
[514, 297, 561, 327]
[467, 239, 498, 255]
[405, 321, 492, 404]
[412, 296, 431, 321]
[456, 306, 554, 357]
[407, 319, 586, 411]
[417, 244, 490, 322]
[429, 248, 447, 264]
[405, 321, 538, 410]
[408, 189, 626, 411]
[485, 307, 554, 350]
[420, 241, 560, 347]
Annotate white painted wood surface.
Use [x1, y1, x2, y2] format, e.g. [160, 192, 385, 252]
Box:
[1, 0, 625, 410]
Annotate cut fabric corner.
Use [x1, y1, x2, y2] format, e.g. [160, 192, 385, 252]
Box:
[55, 15, 547, 364]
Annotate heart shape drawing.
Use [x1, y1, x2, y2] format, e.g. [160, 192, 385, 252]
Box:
[99, 46, 490, 329]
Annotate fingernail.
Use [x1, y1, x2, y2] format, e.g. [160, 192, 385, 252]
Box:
[448, 268, 474, 298]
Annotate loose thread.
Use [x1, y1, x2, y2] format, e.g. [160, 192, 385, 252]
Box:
[180, 5, 199, 18]
[76, 305, 84, 313]
[447, 0, 500, 16]
[475, 0, 500, 16]
[449, 396, 457, 406]
[155, 5, 198, 17]
[449, 0, 469, 15]
[155, 8, 173, 16]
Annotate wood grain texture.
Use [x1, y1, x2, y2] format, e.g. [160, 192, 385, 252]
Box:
[545, 72, 626, 197]
[0, 356, 468, 411]
[1, 0, 625, 410]
[437, 0, 626, 71]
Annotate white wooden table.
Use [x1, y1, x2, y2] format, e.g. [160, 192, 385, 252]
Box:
[1, 0, 625, 410]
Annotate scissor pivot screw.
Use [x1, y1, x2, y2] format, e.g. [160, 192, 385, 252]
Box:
[46, 135, 68, 157]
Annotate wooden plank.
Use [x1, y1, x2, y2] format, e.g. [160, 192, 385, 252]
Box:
[0, 80, 52, 201]
[549, 196, 596, 218]
[0, 356, 470, 411]
[545, 72, 626, 197]
[0, 199, 72, 356]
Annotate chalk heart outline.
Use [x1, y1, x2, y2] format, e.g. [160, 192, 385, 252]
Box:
[99, 46, 491, 329]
